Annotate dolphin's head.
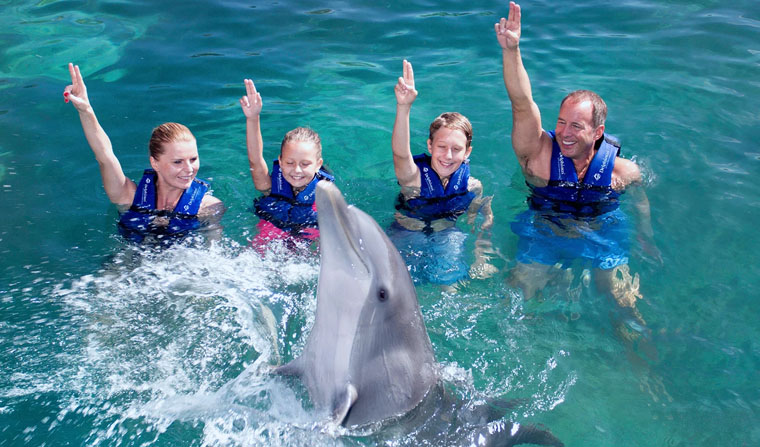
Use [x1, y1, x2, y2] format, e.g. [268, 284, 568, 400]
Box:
[315, 181, 416, 321]
[292, 182, 437, 427]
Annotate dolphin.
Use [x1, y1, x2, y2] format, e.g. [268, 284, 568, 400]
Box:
[275, 182, 562, 445]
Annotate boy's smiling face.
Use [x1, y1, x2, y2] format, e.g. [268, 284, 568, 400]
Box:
[427, 127, 471, 180]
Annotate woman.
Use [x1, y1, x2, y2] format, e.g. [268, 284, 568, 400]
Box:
[63, 63, 224, 242]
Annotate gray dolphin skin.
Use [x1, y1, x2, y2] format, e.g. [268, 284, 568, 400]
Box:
[275, 181, 437, 426]
[275, 182, 562, 446]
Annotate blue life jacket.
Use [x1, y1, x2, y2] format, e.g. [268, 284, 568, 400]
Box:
[118, 169, 208, 242]
[528, 130, 621, 217]
[253, 160, 334, 235]
[395, 153, 476, 225]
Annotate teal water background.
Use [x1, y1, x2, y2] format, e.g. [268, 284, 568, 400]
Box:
[2, 0, 760, 445]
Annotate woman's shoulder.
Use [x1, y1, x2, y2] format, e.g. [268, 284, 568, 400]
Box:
[199, 194, 226, 216]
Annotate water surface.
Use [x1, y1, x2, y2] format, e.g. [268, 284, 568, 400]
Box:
[2, 0, 760, 445]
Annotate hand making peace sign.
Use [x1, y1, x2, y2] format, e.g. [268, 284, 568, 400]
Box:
[240, 78, 263, 119]
[394, 59, 418, 107]
[63, 63, 92, 113]
[495, 1, 522, 50]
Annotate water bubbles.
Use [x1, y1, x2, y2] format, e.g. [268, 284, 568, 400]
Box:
[1, 238, 323, 445]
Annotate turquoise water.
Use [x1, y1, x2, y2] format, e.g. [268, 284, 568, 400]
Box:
[2, 0, 760, 445]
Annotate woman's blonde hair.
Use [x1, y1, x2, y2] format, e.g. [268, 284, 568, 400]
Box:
[149, 122, 195, 159]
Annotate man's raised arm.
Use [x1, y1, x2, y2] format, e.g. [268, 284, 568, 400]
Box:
[495, 2, 546, 165]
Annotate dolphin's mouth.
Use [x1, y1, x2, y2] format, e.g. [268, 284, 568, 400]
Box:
[316, 182, 370, 277]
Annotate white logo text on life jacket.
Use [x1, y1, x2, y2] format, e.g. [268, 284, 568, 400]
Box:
[592, 142, 614, 183]
[422, 167, 434, 192]
[141, 177, 151, 203]
[598, 146, 613, 173]
[183, 182, 202, 213]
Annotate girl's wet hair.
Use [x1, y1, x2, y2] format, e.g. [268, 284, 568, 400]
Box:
[428, 112, 473, 148]
[281, 126, 322, 158]
[149, 122, 195, 159]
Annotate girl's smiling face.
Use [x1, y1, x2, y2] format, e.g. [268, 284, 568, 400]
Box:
[278, 140, 323, 190]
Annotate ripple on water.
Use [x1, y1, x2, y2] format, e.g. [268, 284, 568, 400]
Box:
[0, 5, 153, 81]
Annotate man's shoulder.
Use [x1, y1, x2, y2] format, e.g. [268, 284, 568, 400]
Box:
[612, 157, 642, 189]
[531, 131, 554, 163]
[533, 129, 554, 150]
[521, 133, 553, 182]
[614, 157, 640, 174]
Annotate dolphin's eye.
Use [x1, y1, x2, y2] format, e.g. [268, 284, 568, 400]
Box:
[378, 288, 387, 302]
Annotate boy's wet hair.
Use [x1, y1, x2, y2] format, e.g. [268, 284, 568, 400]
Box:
[428, 112, 473, 148]
[281, 127, 322, 159]
[149, 122, 195, 159]
[560, 90, 607, 129]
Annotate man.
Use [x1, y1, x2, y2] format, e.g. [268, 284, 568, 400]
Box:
[495, 2, 659, 323]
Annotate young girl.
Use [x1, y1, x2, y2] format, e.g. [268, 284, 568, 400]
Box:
[239, 79, 334, 246]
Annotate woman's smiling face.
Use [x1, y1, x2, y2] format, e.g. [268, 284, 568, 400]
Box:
[149, 139, 199, 191]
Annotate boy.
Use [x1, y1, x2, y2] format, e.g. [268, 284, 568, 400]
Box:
[390, 60, 497, 284]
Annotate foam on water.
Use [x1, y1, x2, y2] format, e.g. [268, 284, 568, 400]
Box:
[2, 239, 325, 445]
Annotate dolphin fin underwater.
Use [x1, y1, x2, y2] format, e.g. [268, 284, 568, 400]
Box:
[275, 182, 563, 446]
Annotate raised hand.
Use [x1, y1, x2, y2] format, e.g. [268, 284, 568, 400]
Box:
[394, 59, 418, 106]
[63, 63, 92, 112]
[62, 63, 134, 205]
[240, 78, 270, 190]
[239, 78, 263, 119]
[495, 1, 522, 50]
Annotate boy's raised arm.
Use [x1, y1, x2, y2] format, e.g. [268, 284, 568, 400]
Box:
[391, 59, 421, 187]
